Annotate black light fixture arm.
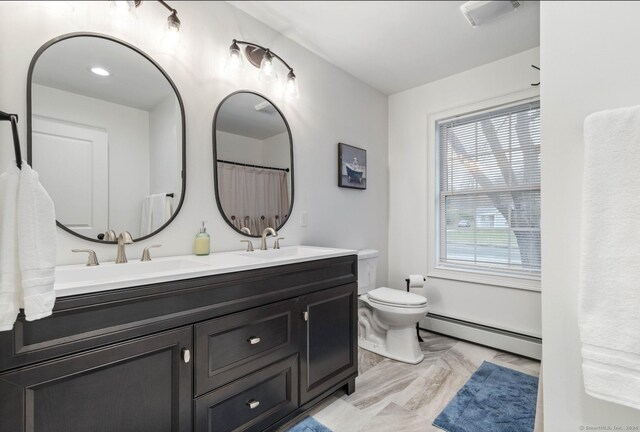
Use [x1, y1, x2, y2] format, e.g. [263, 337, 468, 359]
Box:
[233, 39, 294, 73]
[156, 0, 176, 14]
[135, 0, 175, 13]
[133, 0, 180, 31]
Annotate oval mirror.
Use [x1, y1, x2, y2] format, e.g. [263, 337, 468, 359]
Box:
[27, 33, 185, 243]
[213, 91, 294, 237]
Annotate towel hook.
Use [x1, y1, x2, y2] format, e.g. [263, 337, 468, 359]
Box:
[0, 110, 22, 169]
[531, 65, 540, 87]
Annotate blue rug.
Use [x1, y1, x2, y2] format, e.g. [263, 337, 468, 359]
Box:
[433, 361, 539, 432]
[287, 416, 333, 432]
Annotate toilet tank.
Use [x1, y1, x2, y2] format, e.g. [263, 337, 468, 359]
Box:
[357, 250, 379, 295]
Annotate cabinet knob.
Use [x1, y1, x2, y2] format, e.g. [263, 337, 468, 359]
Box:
[247, 336, 261, 345]
[247, 399, 260, 409]
[182, 348, 191, 363]
[303, 311, 309, 322]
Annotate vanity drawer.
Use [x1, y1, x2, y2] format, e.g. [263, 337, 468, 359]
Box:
[195, 355, 298, 432]
[195, 299, 298, 396]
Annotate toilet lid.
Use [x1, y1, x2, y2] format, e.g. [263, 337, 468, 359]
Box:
[367, 287, 427, 307]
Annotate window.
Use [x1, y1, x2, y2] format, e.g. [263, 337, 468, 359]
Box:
[437, 101, 540, 277]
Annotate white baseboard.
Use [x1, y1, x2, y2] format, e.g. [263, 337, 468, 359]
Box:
[421, 314, 542, 360]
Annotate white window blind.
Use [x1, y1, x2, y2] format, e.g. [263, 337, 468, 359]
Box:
[437, 101, 540, 276]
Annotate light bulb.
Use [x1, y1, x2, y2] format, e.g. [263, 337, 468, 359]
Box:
[225, 40, 243, 73]
[258, 50, 278, 83]
[285, 70, 300, 100]
[109, 0, 135, 14]
[109, 0, 137, 25]
[167, 10, 180, 32]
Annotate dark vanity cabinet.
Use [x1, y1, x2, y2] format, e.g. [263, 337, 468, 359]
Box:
[0, 255, 358, 432]
[0, 327, 193, 432]
[299, 285, 358, 404]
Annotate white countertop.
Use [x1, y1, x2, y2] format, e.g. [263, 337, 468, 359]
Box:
[54, 245, 357, 297]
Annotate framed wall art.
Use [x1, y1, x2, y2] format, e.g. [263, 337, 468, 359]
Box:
[338, 142, 366, 190]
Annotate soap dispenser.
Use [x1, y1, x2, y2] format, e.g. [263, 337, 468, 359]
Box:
[195, 221, 210, 256]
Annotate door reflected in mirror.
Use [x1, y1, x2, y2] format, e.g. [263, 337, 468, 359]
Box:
[27, 34, 185, 243]
[213, 91, 294, 237]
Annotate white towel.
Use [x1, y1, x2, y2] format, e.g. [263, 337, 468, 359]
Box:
[0, 164, 21, 330]
[580, 105, 640, 410]
[140, 194, 172, 236]
[17, 163, 56, 322]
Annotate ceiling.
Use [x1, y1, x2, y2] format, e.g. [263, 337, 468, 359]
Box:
[216, 93, 287, 140]
[32, 36, 175, 111]
[228, 1, 540, 95]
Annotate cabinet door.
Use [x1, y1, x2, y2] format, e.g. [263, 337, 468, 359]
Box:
[299, 283, 358, 404]
[0, 327, 192, 432]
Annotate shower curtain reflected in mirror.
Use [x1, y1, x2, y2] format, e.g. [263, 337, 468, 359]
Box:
[217, 162, 290, 236]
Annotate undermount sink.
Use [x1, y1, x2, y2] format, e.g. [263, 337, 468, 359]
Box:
[55, 258, 210, 287]
[236, 246, 333, 260]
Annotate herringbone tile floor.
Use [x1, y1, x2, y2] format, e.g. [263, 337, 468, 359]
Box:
[280, 330, 540, 432]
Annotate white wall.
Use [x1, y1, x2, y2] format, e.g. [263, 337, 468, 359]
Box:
[261, 132, 290, 169]
[149, 93, 181, 203]
[31, 83, 149, 236]
[216, 130, 263, 165]
[541, 2, 640, 429]
[0, 1, 389, 287]
[216, 131, 290, 171]
[388, 48, 541, 338]
[262, 131, 292, 195]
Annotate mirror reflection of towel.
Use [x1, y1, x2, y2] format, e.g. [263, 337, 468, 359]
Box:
[140, 194, 172, 236]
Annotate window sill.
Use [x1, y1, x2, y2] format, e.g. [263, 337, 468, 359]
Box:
[428, 266, 541, 292]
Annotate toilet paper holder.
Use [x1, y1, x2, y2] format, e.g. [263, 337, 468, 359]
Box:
[405, 276, 426, 343]
[404, 276, 426, 292]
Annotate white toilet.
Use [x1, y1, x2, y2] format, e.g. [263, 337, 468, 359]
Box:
[357, 250, 428, 364]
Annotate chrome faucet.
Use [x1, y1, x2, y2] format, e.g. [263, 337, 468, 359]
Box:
[240, 227, 252, 235]
[240, 240, 255, 252]
[273, 237, 285, 249]
[102, 229, 117, 242]
[260, 227, 276, 250]
[141, 244, 161, 262]
[72, 249, 100, 266]
[115, 231, 133, 264]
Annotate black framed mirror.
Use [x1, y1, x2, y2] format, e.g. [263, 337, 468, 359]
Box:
[212, 91, 294, 237]
[27, 33, 186, 244]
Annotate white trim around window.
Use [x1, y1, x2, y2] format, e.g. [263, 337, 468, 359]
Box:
[426, 88, 541, 292]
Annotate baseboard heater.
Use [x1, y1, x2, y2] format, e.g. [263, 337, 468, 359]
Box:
[421, 313, 542, 360]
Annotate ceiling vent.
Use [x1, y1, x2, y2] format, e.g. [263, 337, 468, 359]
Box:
[460, 0, 521, 27]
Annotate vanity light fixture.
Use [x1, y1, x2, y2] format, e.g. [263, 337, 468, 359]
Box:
[225, 39, 243, 72]
[109, 0, 136, 13]
[112, 0, 181, 32]
[226, 39, 300, 100]
[90, 66, 110, 77]
[285, 70, 300, 100]
[258, 49, 278, 83]
[166, 9, 180, 32]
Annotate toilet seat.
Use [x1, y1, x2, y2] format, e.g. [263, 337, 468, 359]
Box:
[367, 287, 427, 308]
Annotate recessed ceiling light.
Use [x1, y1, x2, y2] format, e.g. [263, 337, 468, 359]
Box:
[90, 67, 110, 77]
